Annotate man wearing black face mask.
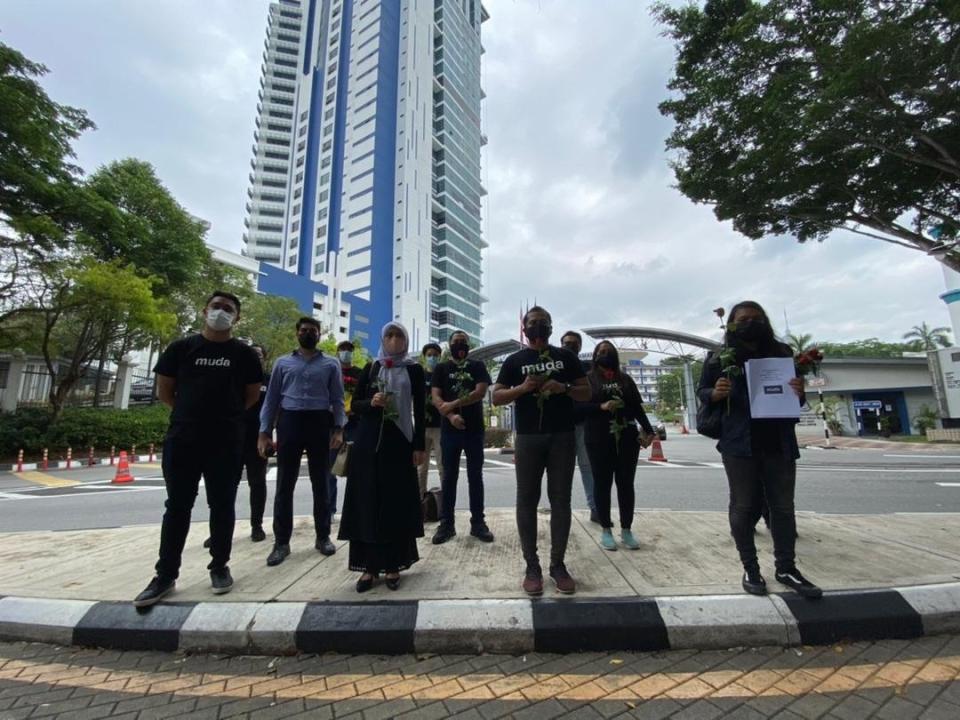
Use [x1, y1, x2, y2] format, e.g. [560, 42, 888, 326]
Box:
[493, 307, 591, 596]
[259, 317, 345, 567]
[560, 331, 599, 524]
[431, 331, 493, 544]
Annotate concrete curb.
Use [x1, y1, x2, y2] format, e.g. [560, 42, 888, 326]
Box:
[1, 583, 956, 655]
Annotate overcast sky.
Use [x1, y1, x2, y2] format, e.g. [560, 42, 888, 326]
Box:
[3, 0, 952, 353]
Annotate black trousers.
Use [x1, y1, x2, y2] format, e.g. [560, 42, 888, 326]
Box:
[156, 432, 243, 580]
[273, 410, 332, 545]
[242, 437, 268, 528]
[586, 427, 640, 529]
[722, 452, 797, 572]
[514, 432, 575, 569]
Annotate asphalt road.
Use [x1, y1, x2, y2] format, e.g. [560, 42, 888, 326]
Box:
[0, 434, 958, 533]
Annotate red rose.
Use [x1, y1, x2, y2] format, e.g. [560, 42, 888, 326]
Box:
[384, 359, 394, 369]
[602, 369, 616, 380]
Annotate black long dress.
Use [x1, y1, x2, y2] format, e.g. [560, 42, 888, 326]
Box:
[338, 361, 426, 573]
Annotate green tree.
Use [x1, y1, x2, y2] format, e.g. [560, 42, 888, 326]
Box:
[903, 321, 952, 351]
[0, 42, 116, 333]
[36, 259, 176, 419]
[655, 359, 703, 412]
[236, 293, 304, 369]
[786, 332, 815, 353]
[656, 0, 960, 271]
[817, 338, 915, 358]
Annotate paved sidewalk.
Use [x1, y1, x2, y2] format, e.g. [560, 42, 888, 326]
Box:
[2, 634, 960, 719]
[2, 511, 959, 602]
[1, 511, 959, 656]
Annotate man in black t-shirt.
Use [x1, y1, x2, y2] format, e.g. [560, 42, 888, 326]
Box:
[431, 331, 493, 545]
[493, 306, 589, 596]
[133, 291, 263, 608]
[418, 342, 445, 500]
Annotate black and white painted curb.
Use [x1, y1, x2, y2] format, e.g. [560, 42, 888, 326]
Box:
[2, 583, 959, 655]
[0, 454, 160, 472]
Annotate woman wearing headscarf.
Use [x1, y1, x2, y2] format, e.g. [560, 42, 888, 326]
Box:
[578, 341, 654, 551]
[338, 322, 426, 592]
[697, 301, 821, 599]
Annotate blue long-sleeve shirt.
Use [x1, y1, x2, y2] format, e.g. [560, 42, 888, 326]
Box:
[259, 350, 346, 432]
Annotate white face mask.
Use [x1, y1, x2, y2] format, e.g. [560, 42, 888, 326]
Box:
[338, 351, 352, 363]
[205, 309, 235, 331]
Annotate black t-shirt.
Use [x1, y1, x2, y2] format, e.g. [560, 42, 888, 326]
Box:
[154, 334, 263, 439]
[424, 369, 442, 429]
[432, 359, 492, 433]
[495, 346, 586, 435]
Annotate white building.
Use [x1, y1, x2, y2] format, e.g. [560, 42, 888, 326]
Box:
[242, 0, 488, 348]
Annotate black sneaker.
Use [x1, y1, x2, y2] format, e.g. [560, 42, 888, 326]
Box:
[315, 536, 336, 556]
[210, 567, 233, 595]
[470, 524, 495, 543]
[741, 567, 767, 596]
[202, 537, 211, 549]
[251, 526, 266, 542]
[432, 524, 456, 545]
[776, 568, 823, 599]
[133, 576, 175, 608]
[267, 544, 291, 566]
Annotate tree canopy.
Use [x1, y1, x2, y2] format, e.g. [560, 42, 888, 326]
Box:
[656, 0, 960, 270]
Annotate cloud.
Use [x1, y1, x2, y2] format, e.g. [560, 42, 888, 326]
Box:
[479, 0, 951, 351]
[3, 0, 951, 356]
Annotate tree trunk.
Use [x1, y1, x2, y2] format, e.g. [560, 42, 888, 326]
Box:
[92, 343, 108, 408]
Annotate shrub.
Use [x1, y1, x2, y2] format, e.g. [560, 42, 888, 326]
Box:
[0, 405, 170, 456]
[484, 428, 511, 448]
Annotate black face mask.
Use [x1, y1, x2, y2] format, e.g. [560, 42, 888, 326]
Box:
[298, 335, 319, 350]
[562, 343, 579, 355]
[596, 354, 618, 369]
[524, 321, 552, 342]
[734, 321, 766, 343]
[450, 342, 470, 360]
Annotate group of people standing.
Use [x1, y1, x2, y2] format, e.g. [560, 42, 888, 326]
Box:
[134, 291, 820, 607]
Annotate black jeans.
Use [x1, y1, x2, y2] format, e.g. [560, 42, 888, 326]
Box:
[586, 427, 640, 529]
[273, 410, 332, 545]
[156, 432, 243, 580]
[243, 432, 268, 528]
[439, 429, 485, 528]
[514, 432, 575, 569]
[722, 452, 797, 572]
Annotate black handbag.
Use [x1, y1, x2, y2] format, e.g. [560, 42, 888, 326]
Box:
[696, 399, 723, 439]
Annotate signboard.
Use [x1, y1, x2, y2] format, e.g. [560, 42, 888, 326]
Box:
[853, 400, 882, 410]
[930, 348, 960, 419]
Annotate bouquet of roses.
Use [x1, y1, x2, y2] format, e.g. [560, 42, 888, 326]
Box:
[533, 348, 554, 430]
[717, 345, 741, 415]
[795, 348, 824, 377]
[375, 359, 400, 451]
[343, 373, 358, 414]
[450, 361, 474, 406]
[601, 369, 627, 452]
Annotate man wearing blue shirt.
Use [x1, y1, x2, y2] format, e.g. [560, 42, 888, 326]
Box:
[259, 317, 345, 566]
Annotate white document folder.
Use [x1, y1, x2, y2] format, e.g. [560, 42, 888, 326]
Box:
[745, 357, 801, 419]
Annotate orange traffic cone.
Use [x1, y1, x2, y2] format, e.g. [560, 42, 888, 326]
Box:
[112, 450, 134, 484]
[649, 438, 668, 462]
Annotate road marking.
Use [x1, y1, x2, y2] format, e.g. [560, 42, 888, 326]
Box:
[885, 454, 960, 459]
[798, 466, 959, 474]
[936, 482, 960, 487]
[484, 458, 515, 468]
[13, 471, 79, 488]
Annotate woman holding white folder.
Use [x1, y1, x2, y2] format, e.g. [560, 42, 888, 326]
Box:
[697, 301, 822, 600]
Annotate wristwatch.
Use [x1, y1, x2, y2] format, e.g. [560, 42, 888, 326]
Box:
[564, 382, 572, 394]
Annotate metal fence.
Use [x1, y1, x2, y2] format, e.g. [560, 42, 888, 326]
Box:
[128, 368, 158, 405]
[16, 366, 117, 408]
